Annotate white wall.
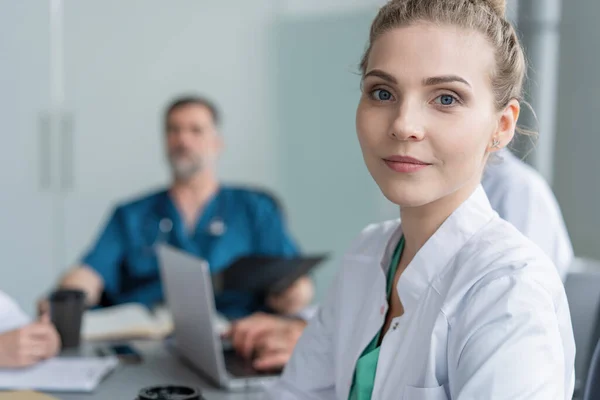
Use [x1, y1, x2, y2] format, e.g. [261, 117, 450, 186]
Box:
[0, 1, 59, 316]
[280, 0, 385, 16]
[554, 0, 600, 261]
[62, 0, 281, 195]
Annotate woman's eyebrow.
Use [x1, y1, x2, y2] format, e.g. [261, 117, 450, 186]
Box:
[422, 75, 471, 88]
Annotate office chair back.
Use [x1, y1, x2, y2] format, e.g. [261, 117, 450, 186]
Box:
[583, 337, 600, 400]
[565, 258, 600, 394]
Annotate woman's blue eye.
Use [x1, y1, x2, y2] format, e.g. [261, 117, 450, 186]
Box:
[372, 89, 393, 101]
[435, 94, 457, 106]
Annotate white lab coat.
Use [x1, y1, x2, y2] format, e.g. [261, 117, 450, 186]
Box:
[269, 186, 575, 400]
[0, 291, 29, 333]
[482, 149, 573, 281]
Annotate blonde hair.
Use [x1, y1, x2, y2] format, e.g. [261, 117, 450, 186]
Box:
[360, 0, 526, 112]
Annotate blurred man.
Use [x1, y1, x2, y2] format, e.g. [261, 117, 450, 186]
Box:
[0, 291, 60, 368]
[228, 148, 574, 370]
[44, 95, 313, 319]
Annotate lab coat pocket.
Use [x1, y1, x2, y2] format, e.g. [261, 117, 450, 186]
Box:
[402, 384, 448, 400]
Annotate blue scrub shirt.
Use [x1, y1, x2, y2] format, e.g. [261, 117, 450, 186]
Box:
[82, 186, 299, 318]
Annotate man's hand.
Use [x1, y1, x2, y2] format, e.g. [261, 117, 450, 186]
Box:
[266, 276, 314, 315]
[226, 312, 306, 371]
[0, 314, 61, 368]
[252, 318, 305, 370]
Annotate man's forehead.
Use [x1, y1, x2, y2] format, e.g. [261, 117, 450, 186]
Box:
[169, 105, 215, 124]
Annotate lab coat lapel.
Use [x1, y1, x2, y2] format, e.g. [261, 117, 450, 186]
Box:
[372, 186, 496, 397]
[337, 224, 400, 400]
[396, 185, 496, 315]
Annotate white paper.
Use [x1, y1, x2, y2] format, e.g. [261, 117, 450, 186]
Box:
[0, 357, 119, 392]
[213, 311, 231, 334]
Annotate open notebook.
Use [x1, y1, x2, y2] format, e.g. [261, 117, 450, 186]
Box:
[0, 357, 118, 393]
[82, 303, 231, 341]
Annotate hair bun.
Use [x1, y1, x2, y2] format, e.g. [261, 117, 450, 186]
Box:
[485, 0, 506, 16]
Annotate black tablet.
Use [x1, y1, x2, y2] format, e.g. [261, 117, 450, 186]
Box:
[221, 254, 328, 295]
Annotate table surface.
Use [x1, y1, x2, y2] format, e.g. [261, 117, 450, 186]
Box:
[53, 341, 268, 400]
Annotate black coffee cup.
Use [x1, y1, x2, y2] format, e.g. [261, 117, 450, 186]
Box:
[49, 289, 86, 349]
[137, 385, 204, 400]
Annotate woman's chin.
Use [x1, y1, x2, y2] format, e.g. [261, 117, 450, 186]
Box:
[379, 185, 431, 209]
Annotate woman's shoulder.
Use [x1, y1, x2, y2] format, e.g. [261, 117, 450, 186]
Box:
[444, 217, 565, 314]
[343, 219, 401, 261]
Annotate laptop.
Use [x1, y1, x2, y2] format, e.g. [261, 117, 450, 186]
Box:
[157, 244, 281, 391]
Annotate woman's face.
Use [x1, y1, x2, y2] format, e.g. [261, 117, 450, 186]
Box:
[357, 23, 514, 208]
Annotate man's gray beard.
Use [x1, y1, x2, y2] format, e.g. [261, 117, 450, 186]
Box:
[169, 156, 204, 181]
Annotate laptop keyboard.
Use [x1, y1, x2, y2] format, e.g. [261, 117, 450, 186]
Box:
[223, 349, 282, 378]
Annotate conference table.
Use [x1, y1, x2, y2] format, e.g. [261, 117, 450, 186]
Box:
[54, 341, 268, 400]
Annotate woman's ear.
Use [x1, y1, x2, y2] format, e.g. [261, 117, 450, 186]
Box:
[488, 99, 520, 152]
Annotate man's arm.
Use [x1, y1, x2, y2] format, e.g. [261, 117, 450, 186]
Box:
[41, 207, 127, 312]
[250, 193, 314, 314]
[58, 265, 105, 307]
[266, 276, 314, 315]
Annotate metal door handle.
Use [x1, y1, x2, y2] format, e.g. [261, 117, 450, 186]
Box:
[60, 113, 74, 191]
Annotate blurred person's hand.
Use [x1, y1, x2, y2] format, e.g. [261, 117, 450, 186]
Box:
[37, 298, 49, 316]
[266, 276, 314, 315]
[0, 314, 61, 368]
[225, 312, 306, 371]
[252, 318, 306, 371]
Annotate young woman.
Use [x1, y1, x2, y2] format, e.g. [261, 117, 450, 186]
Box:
[268, 0, 575, 399]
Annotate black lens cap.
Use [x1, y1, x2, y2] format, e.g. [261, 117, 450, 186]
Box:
[137, 385, 203, 400]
